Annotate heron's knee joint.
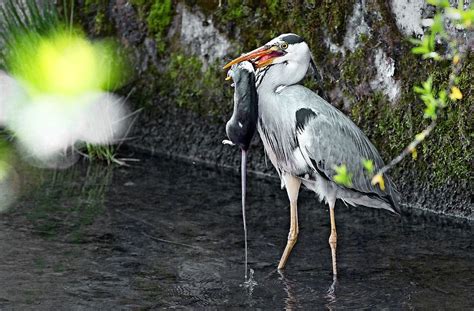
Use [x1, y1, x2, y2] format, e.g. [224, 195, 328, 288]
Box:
[328, 234, 337, 245]
[287, 231, 298, 243]
[288, 237, 298, 245]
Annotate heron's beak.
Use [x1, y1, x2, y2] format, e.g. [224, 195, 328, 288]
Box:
[223, 45, 284, 70]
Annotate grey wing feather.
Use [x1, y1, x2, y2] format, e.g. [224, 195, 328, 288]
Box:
[282, 85, 399, 210]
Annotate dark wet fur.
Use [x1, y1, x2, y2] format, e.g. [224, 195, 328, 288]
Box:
[225, 65, 258, 151]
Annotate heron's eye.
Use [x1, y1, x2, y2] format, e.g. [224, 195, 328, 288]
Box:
[280, 42, 288, 50]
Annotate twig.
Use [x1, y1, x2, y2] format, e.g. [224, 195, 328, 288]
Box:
[374, 35, 470, 179]
[376, 120, 437, 177]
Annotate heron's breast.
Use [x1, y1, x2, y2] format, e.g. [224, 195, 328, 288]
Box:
[258, 119, 309, 175]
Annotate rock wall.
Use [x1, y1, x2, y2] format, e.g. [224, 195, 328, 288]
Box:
[75, 0, 472, 219]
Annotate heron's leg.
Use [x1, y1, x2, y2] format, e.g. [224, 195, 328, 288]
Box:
[278, 174, 301, 270]
[328, 197, 337, 276]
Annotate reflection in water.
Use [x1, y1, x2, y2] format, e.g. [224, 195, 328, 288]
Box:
[278, 270, 298, 310]
[0, 163, 19, 212]
[0, 140, 18, 212]
[19, 162, 113, 240]
[325, 275, 338, 309]
[240, 267, 258, 308]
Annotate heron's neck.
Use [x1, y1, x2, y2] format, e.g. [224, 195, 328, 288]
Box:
[257, 61, 308, 94]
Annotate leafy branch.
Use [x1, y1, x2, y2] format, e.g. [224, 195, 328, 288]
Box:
[370, 0, 473, 190]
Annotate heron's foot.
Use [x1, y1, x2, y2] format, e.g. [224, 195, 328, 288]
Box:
[277, 229, 299, 270]
[222, 139, 235, 146]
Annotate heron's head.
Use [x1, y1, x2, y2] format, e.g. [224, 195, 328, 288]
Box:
[223, 33, 311, 71]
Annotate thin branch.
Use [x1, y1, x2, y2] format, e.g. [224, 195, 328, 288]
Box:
[374, 36, 470, 179]
[376, 120, 437, 177]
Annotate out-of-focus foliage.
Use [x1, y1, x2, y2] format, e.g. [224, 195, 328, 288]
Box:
[413, 76, 447, 120]
[0, 0, 131, 165]
[371, 174, 385, 191]
[410, 3, 473, 59]
[329, 0, 473, 189]
[362, 159, 374, 174]
[0, 0, 60, 69]
[409, 1, 471, 123]
[6, 31, 126, 96]
[0, 140, 12, 181]
[368, 0, 472, 188]
[333, 164, 353, 187]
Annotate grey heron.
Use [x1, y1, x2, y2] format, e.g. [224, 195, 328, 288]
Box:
[223, 33, 400, 277]
[223, 61, 259, 280]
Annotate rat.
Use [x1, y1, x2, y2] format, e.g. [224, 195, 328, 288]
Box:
[223, 61, 258, 281]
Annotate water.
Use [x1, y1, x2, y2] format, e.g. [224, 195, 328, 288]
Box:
[0, 151, 472, 309]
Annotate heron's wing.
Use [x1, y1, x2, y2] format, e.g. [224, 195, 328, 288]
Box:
[284, 86, 398, 202]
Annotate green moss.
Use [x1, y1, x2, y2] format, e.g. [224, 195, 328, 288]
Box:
[147, 0, 173, 53]
[265, 0, 280, 16]
[314, 0, 356, 44]
[150, 52, 231, 119]
[338, 36, 471, 185]
[221, 0, 246, 21]
[341, 45, 368, 85]
[82, 0, 115, 35]
[129, 0, 148, 6]
[130, 0, 173, 54]
[165, 54, 203, 108]
[350, 53, 473, 185]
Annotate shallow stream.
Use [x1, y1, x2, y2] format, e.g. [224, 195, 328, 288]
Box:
[0, 152, 472, 309]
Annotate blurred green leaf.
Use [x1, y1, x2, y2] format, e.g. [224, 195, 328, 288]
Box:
[414, 76, 441, 120]
[411, 35, 436, 56]
[460, 8, 474, 27]
[424, 101, 437, 119]
[427, 0, 450, 8]
[362, 159, 374, 174]
[0, 140, 12, 181]
[412, 46, 429, 55]
[438, 90, 447, 106]
[423, 76, 433, 91]
[446, 7, 461, 20]
[408, 38, 423, 45]
[431, 13, 444, 35]
[413, 86, 425, 93]
[422, 52, 441, 60]
[333, 164, 353, 187]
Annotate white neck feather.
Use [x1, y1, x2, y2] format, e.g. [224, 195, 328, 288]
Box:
[257, 60, 309, 93]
